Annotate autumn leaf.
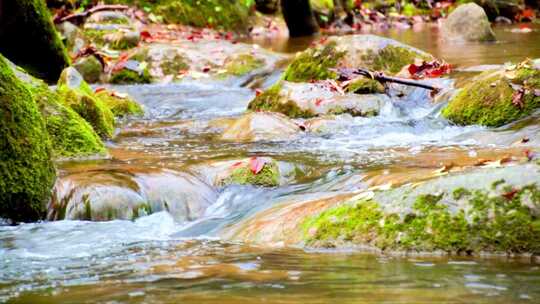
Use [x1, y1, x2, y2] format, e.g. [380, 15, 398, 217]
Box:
[502, 189, 518, 200]
[407, 60, 451, 79]
[249, 157, 268, 174]
[511, 88, 525, 109]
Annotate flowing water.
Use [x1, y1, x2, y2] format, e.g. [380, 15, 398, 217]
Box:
[2, 24, 540, 303]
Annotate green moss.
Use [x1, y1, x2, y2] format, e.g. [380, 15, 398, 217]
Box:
[31, 84, 105, 157]
[73, 56, 103, 84]
[83, 29, 138, 50]
[95, 90, 143, 117]
[442, 68, 540, 127]
[109, 68, 152, 84]
[247, 82, 315, 118]
[224, 54, 265, 76]
[160, 54, 189, 76]
[106, 0, 251, 31]
[283, 41, 347, 82]
[304, 183, 540, 254]
[0, 54, 56, 222]
[0, 0, 70, 82]
[362, 45, 429, 75]
[57, 85, 115, 138]
[223, 161, 280, 187]
[346, 78, 385, 94]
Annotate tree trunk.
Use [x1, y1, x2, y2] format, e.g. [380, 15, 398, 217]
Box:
[280, 0, 319, 37]
[0, 0, 70, 82]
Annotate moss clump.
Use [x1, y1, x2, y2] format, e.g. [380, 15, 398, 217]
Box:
[442, 67, 540, 127]
[83, 29, 139, 50]
[346, 77, 385, 94]
[0, 0, 70, 82]
[247, 82, 315, 118]
[73, 55, 103, 84]
[223, 161, 280, 187]
[283, 41, 347, 82]
[31, 84, 106, 157]
[362, 45, 429, 75]
[304, 183, 540, 254]
[57, 85, 115, 138]
[224, 54, 265, 76]
[109, 68, 152, 84]
[95, 91, 143, 117]
[0, 54, 56, 222]
[160, 54, 189, 76]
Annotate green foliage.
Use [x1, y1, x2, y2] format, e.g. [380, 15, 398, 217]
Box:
[0, 0, 70, 82]
[247, 82, 316, 118]
[0, 54, 56, 222]
[304, 183, 540, 254]
[283, 42, 346, 82]
[109, 68, 152, 84]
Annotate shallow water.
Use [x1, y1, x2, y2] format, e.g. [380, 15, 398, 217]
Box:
[2, 24, 540, 303]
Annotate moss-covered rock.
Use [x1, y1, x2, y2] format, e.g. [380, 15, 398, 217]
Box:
[224, 54, 265, 76]
[283, 41, 347, 82]
[442, 60, 540, 127]
[95, 91, 143, 117]
[0, 54, 56, 222]
[57, 67, 115, 138]
[0, 0, 70, 82]
[248, 82, 315, 118]
[109, 66, 152, 84]
[303, 164, 540, 254]
[346, 78, 385, 94]
[73, 55, 103, 84]
[105, 0, 252, 32]
[83, 28, 140, 50]
[222, 159, 280, 187]
[220, 112, 302, 142]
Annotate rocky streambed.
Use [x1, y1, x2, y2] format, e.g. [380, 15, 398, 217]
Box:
[1, 11, 540, 303]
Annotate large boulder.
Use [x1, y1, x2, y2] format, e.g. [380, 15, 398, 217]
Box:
[442, 59, 540, 127]
[0, 0, 70, 82]
[441, 3, 496, 42]
[303, 163, 540, 254]
[249, 35, 431, 118]
[0, 54, 56, 222]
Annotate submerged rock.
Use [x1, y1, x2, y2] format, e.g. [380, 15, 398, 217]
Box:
[248, 81, 389, 118]
[0, 0, 70, 82]
[221, 112, 302, 142]
[441, 3, 496, 42]
[95, 90, 144, 118]
[304, 164, 540, 254]
[0, 54, 56, 222]
[443, 59, 540, 127]
[48, 169, 217, 221]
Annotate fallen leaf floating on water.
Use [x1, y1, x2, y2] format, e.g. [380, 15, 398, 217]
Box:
[140, 30, 153, 42]
[249, 157, 268, 175]
[407, 60, 451, 79]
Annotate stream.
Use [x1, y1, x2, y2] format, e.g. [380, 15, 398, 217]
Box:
[1, 24, 540, 303]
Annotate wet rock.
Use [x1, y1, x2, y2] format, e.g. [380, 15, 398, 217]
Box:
[221, 112, 302, 142]
[304, 163, 540, 254]
[84, 11, 140, 51]
[56, 21, 88, 56]
[441, 3, 496, 42]
[0, 54, 56, 222]
[95, 90, 144, 118]
[304, 114, 355, 133]
[48, 169, 217, 222]
[108, 60, 152, 84]
[4, 56, 104, 158]
[57, 67, 115, 137]
[442, 59, 540, 127]
[86, 11, 132, 25]
[0, 0, 70, 82]
[248, 81, 389, 118]
[73, 55, 103, 84]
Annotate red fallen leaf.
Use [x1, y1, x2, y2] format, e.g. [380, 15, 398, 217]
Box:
[524, 149, 535, 161]
[112, 52, 131, 72]
[140, 30, 153, 42]
[315, 98, 324, 106]
[255, 89, 263, 96]
[408, 60, 451, 79]
[249, 157, 268, 175]
[512, 88, 525, 109]
[232, 161, 243, 168]
[502, 189, 519, 200]
[94, 87, 107, 93]
[202, 66, 211, 73]
[296, 122, 307, 131]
